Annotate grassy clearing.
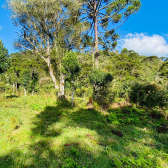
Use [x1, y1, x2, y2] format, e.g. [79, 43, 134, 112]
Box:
[0, 94, 168, 168]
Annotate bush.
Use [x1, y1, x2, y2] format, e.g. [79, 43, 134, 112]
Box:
[89, 69, 113, 105]
[130, 82, 168, 108]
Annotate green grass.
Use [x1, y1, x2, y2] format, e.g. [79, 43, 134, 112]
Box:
[0, 93, 168, 168]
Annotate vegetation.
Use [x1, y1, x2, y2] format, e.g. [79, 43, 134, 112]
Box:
[0, 40, 9, 74]
[0, 0, 168, 167]
[62, 52, 81, 107]
[80, 0, 141, 68]
[0, 94, 168, 168]
[1, 48, 168, 167]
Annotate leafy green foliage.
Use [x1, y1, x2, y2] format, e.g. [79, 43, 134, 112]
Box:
[62, 51, 81, 106]
[89, 69, 113, 104]
[0, 40, 9, 73]
[62, 52, 81, 80]
[160, 61, 168, 78]
[130, 82, 168, 108]
[89, 69, 113, 87]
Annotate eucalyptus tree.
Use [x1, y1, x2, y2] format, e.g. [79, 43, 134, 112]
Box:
[80, 0, 141, 68]
[7, 0, 84, 90]
[55, 9, 89, 98]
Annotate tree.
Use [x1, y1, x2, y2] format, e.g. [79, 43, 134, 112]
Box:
[7, 51, 47, 95]
[159, 61, 168, 79]
[89, 68, 113, 100]
[0, 40, 9, 73]
[20, 70, 31, 96]
[62, 52, 81, 107]
[80, 0, 141, 68]
[52, 8, 88, 98]
[7, 0, 84, 90]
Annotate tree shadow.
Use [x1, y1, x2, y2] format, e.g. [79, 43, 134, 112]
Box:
[1, 102, 168, 167]
[6, 95, 19, 99]
[31, 106, 62, 136]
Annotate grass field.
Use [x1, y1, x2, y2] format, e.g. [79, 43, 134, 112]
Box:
[0, 93, 168, 168]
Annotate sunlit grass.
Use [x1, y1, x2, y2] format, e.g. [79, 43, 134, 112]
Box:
[0, 93, 168, 167]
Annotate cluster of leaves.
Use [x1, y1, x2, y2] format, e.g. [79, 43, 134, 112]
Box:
[0, 40, 10, 73]
[62, 52, 81, 81]
[89, 68, 113, 104]
[130, 82, 168, 108]
[89, 69, 113, 88]
[0, 50, 48, 93]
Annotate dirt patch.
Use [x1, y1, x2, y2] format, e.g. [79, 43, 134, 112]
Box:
[110, 101, 131, 109]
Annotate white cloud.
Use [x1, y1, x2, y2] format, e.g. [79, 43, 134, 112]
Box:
[118, 33, 168, 57]
[0, 26, 2, 31]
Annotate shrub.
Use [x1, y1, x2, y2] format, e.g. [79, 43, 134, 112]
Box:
[130, 82, 168, 108]
[89, 69, 113, 105]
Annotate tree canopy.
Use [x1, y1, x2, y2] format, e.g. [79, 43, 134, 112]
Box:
[79, 0, 141, 68]
[0, 40, 9, 74]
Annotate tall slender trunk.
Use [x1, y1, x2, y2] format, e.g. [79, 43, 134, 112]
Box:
[94, 0, 99, 69]
[71, 80, 75, 107]
[92, 48, 94, 68]
[13, 83, 15, 95]
[24, 88, 27, 96]
[46, 57, 59, 89]
[32, 89, 34, 96]
[58, 62, 65, 98]
[60, 73, 65, 95]
[15, 82, 17, 94]
[46, 37, 59, 89]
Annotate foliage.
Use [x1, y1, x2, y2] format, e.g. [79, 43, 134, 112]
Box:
[80, 0, 141, 67]
[7, 0, 88, 89]
[130, 82, 168, 108]
[0, 40, 9, 73]
[62, 51, 81, 106]
[89, 69, 113, 87]
[89, 68, 113, 104]
[62, 52, 81, 80]
[160, 61, 168, 79]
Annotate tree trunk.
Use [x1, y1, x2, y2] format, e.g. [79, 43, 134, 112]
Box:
[71, 80, 75, 107]
[32, 89, 34, 96]
[46, 58, 59, 89]
[15, 82, 17, 94]
[58, 61, 65, 99]
[13, 83, 15, 95]
[45, 37, 59, 90]
[58, 73, 65, 98]
[94, 0, 99, 69]
[83, 93, 85, 102]
[92, 49, 94, 68]
[24, 88, 27, 96]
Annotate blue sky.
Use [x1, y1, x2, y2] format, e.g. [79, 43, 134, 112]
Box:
[0, 0, 168, 57]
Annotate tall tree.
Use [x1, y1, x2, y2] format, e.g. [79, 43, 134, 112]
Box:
[54, 9, 89, 98]
[80, 0, 141, 68]
[7, 0, 84, 90]
[0, 40, 9, 74]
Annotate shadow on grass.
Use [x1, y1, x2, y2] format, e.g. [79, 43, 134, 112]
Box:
[0, 140, 60, 168]
[31, 106, 62, 136]
[1, 103, 168, 167]
[6, 95, 19, 99]
[0, 139, 115, 168]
